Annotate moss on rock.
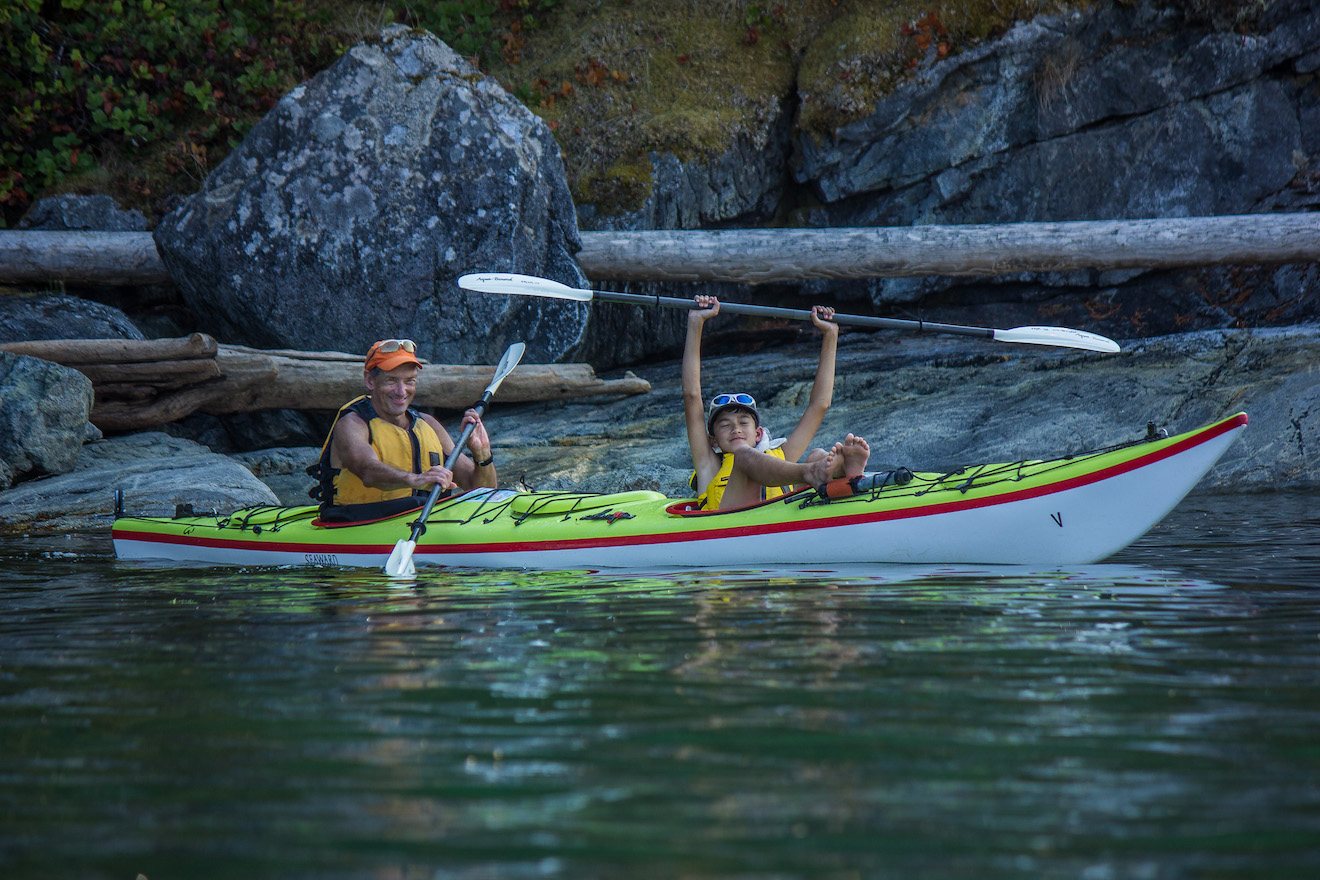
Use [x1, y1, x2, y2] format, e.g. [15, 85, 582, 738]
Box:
[484, 0, 834, 215]
[796, 1, 1080, 138]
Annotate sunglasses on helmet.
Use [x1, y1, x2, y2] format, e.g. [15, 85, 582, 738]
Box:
[709, 392, 756, 408]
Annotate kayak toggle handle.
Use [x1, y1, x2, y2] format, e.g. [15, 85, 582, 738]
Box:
[819, 468, 914, 500]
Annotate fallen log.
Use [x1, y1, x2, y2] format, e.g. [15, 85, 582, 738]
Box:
[84, 344, 282, 432]
[3, 215, 1320, 286]
[0, 333, 216, 364]
[576, 215, 1320, 283]
[91, 376, 272, 433]
[3, 334, 651, 431]
[76, 357, 221, 386]
[217, 344, 369, 362]
[0, 230, 172, 286]
[201, 347, 651, 413]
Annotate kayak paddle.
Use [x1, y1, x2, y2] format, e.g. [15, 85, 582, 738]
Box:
[458, 272, 1121, 353]
[383, 341, 526, 578]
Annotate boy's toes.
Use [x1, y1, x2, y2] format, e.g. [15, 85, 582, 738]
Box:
[809, 450, 836, 487]
[840, 434, 870, 478]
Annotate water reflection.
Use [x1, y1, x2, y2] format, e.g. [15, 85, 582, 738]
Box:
[2, 492, 1319, 878]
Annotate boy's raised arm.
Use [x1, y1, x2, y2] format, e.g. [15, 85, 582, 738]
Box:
[684, 297, 723, 488]
[782, 306, 839, 462]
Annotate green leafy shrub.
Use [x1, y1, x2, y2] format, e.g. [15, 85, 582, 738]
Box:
[0, 0, 345, 225]
[403, 0, 561, 65]
[0, 0, 569, 226]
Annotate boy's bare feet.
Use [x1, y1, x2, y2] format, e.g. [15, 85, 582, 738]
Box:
[802, 448, 836, 488]
[840, 434, 870, 478]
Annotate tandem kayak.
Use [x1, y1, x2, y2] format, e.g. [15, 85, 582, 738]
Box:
[113, 412, 1248, 570]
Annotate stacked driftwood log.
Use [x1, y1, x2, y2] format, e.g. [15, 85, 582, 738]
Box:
[0, 334, 650, 432]
[4, 219, 1320, 286]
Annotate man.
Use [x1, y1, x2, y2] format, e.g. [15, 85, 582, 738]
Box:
[311, 339, 497, 522]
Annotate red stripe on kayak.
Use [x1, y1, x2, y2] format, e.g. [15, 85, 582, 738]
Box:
[111, 531, 399, 555]
[114, 414, 1247, 559]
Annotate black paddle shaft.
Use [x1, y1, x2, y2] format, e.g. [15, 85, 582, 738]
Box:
[406, 390, 492, 540]
[591, 289, 996, 341]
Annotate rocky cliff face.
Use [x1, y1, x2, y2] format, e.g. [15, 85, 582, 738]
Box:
[794, 0, 1320, 327]
[579, 0, 1320, 366]
[795, 2, 1318, 216]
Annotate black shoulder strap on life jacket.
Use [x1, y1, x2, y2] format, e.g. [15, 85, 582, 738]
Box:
[306, 396, 369, 503]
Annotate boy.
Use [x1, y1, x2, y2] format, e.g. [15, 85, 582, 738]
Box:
[683, 295, 870, 510]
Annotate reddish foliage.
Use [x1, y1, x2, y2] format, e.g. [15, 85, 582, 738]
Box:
[575, 58, 620, 87]
[903, 11, 951, 66]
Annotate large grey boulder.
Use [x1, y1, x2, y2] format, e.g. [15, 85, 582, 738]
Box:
[0, 351, 94, 490]
[0, 432, 279, 534]
[154, 24, 587, 366]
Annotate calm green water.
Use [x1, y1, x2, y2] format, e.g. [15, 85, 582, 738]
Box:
[3, 491, 1319, 879]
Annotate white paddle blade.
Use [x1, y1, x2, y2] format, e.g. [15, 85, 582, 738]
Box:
[384, 540, 417, 577]
[994, 326, 1121, 353]
[494, 342, 526, 384]
[479, 340, 526, 400]
[458, 273, 593, 301]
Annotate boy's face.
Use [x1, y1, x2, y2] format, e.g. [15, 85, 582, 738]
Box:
[709, 408, 761, 452]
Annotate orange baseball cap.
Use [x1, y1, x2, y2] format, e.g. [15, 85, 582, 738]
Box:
[364, 339, 423, 372]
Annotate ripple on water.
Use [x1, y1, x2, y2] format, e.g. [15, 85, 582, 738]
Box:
[1, 491, 1319, 877]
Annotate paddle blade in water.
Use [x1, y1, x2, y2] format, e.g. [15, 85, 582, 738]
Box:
[458, 273, 593, 301]
[993, 326, 1121, 352]
[384, 540, 417, 577]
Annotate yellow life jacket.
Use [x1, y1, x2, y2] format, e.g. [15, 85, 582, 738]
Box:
[695, 446, 788, 510]
[311, 396, 447, 507]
